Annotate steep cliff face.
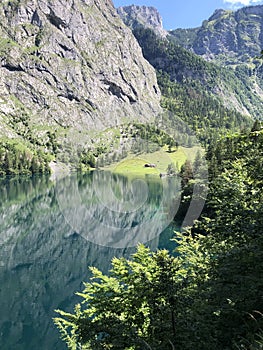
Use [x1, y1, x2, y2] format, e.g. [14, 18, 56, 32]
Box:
[117, 5, 167, 38]
[0, 0, 161, 144]
[171, 5, 263, 63]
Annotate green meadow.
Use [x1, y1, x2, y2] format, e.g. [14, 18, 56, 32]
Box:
[107, 146, 200, 177]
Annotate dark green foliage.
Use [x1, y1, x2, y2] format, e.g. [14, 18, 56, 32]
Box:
[206, 127, 263, 179]
[158, 72, 251, 144]
[0, 139, 50, 176]
[176, 150, 207, 223]
[126, 123, 176, 149]
[189, 129, 263, 349]
[168, 27, 199, 49]
[175, 160, 195, 221]
[46, 131, 58, 153]
[251, 119, 263, 132]
[55, 246, 181, 349]
[180, 160, 193, 187]
[80, 151, 96, 168]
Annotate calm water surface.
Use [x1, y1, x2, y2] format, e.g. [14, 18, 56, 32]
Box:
[0, 171, 180, 350]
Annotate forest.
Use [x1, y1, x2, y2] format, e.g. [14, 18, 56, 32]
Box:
[0, 139, 50, 176]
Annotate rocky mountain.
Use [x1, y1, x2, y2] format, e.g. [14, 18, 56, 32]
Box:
[120, 5, 263, 126]
[170, 5, 263, 65]
[132, 26, 256, 125]
[117, 5, 167, 38]
[0, 0, 161, 153]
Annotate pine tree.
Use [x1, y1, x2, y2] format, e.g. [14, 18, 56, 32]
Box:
[180, 160, 193, 187]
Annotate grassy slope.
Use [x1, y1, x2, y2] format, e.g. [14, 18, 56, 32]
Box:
[106, 146, 199, 177]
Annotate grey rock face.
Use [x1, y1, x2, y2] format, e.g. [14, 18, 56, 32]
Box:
[117, 5, 167, 38]
[191, 6, 263, 61]
[0, 0, 161, 141]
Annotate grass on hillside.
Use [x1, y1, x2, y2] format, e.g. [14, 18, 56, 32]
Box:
[108, 146, 200, 177]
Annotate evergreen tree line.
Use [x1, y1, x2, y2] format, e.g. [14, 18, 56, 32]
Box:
[0, 140, 50, 176]
[158, 72, 251, 144]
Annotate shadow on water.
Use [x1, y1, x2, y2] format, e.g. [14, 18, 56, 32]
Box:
[0, 171, 180, 350]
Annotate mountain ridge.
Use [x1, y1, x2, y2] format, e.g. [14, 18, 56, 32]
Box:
[170, 4, 263, 64]
[120, 4, 263, 125]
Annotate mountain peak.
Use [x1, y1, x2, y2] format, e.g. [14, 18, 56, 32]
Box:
[170, 4, 263, 62]
[208, 8, 229, 21]
[117, 5, 167, 38]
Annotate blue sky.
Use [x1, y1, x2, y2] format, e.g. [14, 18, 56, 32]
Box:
[113, 0, 263, 29]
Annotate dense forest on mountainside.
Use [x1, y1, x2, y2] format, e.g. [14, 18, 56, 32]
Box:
[55, 124, 263, 350]
[158, 72, 249, 144]
[132, 26, 260, 142]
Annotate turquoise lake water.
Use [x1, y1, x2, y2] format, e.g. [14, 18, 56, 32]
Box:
[0, 171, 180, 349]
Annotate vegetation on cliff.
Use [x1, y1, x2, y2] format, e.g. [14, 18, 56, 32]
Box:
[132, 26, 257, 135]
[0, 139, 50, 176]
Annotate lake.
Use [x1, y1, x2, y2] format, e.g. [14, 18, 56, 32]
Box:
[0, 171, 181, 350]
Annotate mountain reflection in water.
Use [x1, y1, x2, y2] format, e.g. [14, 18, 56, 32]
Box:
[0, 171, 180, 350]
